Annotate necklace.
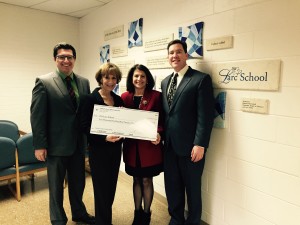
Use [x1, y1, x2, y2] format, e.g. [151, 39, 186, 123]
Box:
[133, 95, 143, 109]
[133, 95, 148, 109]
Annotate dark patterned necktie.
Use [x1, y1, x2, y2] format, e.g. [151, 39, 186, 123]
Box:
[167, 73, 178, 106]
[65, 76, 77, 109]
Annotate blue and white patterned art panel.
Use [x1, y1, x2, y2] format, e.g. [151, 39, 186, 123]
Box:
[113, 84, 120, 95]
[179, 22, 203, 58]
[100, 45, 110, 64]
[128, 18, 143, 48]
[214, 91, 226, 128]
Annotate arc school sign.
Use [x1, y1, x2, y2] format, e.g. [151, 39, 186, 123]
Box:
[211, 59, 281, 91]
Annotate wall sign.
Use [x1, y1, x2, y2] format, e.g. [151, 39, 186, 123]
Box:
[110, 59, 135, 95]
[104, 25, 124, 41]
[111, 45, 128, 58]
[146, 55, 170, 69]
[211, 59, 281, 91]
[144, 34, 173, 52]
[206, 36, 233, 51]
[241, 98, 269, 114]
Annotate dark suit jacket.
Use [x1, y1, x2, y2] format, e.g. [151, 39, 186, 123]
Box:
[161, 67, 215, 156]
[30, 71, 90, 156]
[121, 90, 164, 168]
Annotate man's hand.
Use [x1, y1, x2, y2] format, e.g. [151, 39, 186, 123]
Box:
[35, 149, 47, 161]
[191, 145, 205, 162]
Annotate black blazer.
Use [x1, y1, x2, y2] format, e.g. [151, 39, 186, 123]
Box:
[79, 87, 124, 148]
[161, 67, 215, 156]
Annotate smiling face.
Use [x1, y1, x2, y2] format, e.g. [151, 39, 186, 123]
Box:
[101, 73, 118, 92]
[54, 49, 75, 75]
[132, 69, 147, 92]
[168, 43, 188, 72]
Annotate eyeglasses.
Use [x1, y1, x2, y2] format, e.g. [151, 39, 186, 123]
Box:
[56, 55, 75, 61]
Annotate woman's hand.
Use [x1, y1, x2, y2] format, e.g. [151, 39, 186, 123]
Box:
[106, 135, 122, 143]
[151, 133, 161, 145]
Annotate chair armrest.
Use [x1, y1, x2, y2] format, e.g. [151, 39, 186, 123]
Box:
[19, 130, 27, 136]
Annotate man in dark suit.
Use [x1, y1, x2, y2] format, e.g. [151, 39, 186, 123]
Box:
[30, 43, 95, 225]
[161, 39, 215, 225]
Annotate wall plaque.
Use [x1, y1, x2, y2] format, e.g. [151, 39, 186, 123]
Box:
[111, 45, 128, 58]
[206, 36, 233, 51]
[146, 55, 171, 69]
[111, 59, 135, 95]
[144, 34, 173, 52]
[241, 98, 269, 114]
[211, 59, 281, 91]
[104, 25, 124, 41]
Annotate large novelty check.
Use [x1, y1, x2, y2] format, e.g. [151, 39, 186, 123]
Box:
[90, 105, 158, 141]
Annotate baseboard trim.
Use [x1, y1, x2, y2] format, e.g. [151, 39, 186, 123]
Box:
[118, 171, 209, 225]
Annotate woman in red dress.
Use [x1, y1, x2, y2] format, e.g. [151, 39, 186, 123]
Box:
[121, 64, 164, 225]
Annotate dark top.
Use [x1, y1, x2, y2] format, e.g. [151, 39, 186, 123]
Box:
[79, 87, 124, 149]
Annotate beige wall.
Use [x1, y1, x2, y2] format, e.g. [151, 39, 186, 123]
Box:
[0, 3, 80, 131]
[1, 0, 300, 224]
[79, 0, 300, 225]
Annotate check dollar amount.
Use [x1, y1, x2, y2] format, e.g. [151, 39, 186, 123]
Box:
[90, 105, 159, 141]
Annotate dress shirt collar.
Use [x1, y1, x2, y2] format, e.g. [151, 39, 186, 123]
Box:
[173, 64, 188, 78]
[56, 69, 74, 81]
[171, 64, 188, 86]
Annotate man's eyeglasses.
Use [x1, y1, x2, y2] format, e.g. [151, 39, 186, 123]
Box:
[56, 55, 75, 61]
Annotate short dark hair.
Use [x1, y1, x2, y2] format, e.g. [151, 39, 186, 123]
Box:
[167, 39, 187, 53]
[95, 62, 122, 86]
[126, 64, 155, 93]
[53, 42, 76, 59]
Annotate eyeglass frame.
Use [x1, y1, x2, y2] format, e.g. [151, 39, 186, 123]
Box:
[56, 55, 76, 61]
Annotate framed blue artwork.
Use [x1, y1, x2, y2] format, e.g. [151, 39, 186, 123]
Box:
[179, 22, 204, 58]
[214, 91, 226, 128]
[128, 18, 143, 48]
[100, 44, 110, 64]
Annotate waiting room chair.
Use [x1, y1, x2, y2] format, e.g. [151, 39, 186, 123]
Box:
[0, 120, 24, 201]
[16, 133, 47, 200]
[0, 120, 26, 142]
[0, 137, 21, 201]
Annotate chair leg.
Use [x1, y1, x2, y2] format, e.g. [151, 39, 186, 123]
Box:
[63, 176, 68, 189]
[7, 179, 21, 201]
[15, 149, 21, 201]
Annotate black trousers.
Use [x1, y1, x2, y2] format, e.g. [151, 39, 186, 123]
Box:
[47, 149, 87, 225]
[89, 143, 122, 225]
[164, 147, 206, 225]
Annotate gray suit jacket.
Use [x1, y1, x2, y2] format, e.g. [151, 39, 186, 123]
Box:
[161, 67, 215, 156]
[30, 71, 90, 156]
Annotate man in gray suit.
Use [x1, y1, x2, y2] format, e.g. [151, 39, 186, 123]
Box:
[161, 40, 215, 225]
[30, 43, 94, 225]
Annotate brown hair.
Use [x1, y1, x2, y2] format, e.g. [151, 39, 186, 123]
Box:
[95, 62, 122, 86]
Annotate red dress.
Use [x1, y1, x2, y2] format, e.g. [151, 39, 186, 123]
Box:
[121, 90, 164, 177]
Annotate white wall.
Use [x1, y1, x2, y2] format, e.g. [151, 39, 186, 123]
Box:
[79, 0, 300, 225]
[0, 3, 80, 132]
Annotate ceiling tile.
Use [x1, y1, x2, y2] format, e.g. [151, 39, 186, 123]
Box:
[0, 0, 113, 18]
[67, 7, 99, 18]
[31, 0, 105, 14]
[0, 0, 47, 7]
